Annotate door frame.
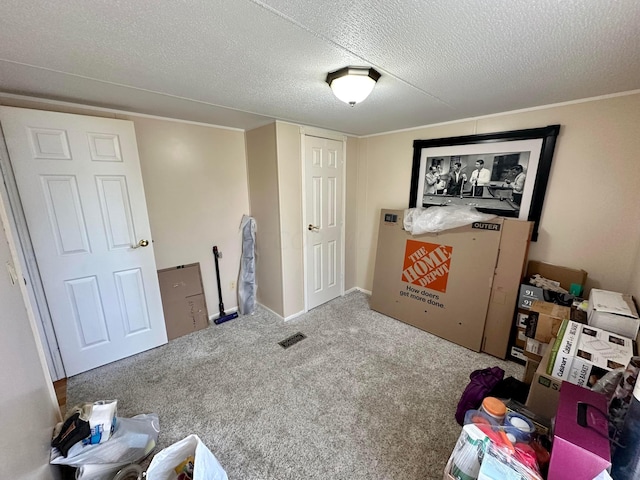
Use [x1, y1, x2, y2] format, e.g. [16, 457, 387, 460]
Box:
[300, 126, 347, 312]
[0, 125, 65, 380]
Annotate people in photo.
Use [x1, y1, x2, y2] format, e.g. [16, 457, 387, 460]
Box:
[470, 159, 491, 196]
[511, 164, 526, 204]
[424, 165, 444, 195]
[446, 162, 467, 196]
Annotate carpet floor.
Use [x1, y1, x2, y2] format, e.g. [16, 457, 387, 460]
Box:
[67, 291, 523, 480]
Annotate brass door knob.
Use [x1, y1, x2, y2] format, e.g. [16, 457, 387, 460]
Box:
[132, 239, 149, 248]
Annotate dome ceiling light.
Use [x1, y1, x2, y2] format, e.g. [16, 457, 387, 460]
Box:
[326, 66, 381, 106]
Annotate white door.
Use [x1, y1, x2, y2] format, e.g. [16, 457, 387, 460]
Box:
[0, 106, 167, 376]
[304, 135, 344, 310]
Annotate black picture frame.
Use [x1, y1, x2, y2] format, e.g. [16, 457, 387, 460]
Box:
[409, 125, 561, 241]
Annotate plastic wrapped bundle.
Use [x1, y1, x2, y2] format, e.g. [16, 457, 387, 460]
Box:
[403, 206, 496, 235]
[238, 215, 256, 315]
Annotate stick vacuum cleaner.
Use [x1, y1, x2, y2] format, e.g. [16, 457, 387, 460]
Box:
[212, 245, 239, 325]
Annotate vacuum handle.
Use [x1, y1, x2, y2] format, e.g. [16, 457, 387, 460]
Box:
[212, 246, 224, 312]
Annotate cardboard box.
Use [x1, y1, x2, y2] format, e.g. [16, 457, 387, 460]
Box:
[525, 300, 571, 343]
[526, 260, 588, 291]
[370, 209, 532, 357]
[523, 358, 539, 385]
[510, 345, 527, 363]
[483, 218, 534, 358]
[571, 307, 588, 324]
[515, 310, 529, 329]
[515, 327, 527, 348]
[158, 263, 210, 340]
[525, 345, 562, 419]
[549, 320, 634, 388]
[588, 289, 640, 339]
[523, 337, 547, 362]
[548, 383, 611, 480]
[517, 284, 544, 310]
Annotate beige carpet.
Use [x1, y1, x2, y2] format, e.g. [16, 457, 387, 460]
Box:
[67, 291, 523, 480]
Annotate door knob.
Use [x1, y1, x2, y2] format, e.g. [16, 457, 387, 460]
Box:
[132, 239, 149, 248]
[308, 224, 319, 232]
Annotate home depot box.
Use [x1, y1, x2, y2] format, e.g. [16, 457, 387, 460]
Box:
[588, 289, 640, 339]
[549, 320, 634, 388]
[370, 209, 532, 357]
[526, 345, 562, 419]
[525, 300, 571, 343]
[158, 263, 209, 340]
[547, 383, 611, 480]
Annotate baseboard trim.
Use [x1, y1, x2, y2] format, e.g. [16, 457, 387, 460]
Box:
[218, 292, 371, 323]
[345, 287, 371, 296]
[256, 303, 284, 321]
[284, 310, 305, 321]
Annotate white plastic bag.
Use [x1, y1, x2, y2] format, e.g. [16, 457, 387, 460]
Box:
[403, 206, 497, 235]
[146, 434, 228, 480]
[51, 413, 159, 479]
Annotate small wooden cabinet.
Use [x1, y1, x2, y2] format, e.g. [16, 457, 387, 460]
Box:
[158, 263, 209, 340]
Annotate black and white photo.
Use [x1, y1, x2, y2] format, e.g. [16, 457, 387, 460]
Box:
[409, 125, 560, 241]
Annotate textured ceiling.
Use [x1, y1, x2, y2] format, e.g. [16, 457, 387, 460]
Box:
[1, 0, 639, 136]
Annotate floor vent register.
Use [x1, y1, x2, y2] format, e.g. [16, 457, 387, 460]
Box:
[279, 332, 307, 349]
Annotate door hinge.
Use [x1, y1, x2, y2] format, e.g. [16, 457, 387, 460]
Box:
[5, 262, 17, 286]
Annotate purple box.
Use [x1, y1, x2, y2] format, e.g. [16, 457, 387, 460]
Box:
[548, 382, 611, 479]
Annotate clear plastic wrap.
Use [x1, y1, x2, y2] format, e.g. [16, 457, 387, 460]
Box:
[403, 206, 497, 235]
[591, 368, 624, 399]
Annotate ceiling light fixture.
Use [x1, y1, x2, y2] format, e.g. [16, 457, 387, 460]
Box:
[326, 66, 381, 106]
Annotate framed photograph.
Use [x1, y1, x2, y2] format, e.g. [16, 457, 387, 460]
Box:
[409, 125, 561, 241]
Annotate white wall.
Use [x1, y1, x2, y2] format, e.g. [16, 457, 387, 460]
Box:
[275, 122, 305, 318]
[629, 246, 640, 301]
[353, 93, 640, 295]
[0, 193, 60, 479]
[123, 116, 249, 315]
[344, 136, 359, 291]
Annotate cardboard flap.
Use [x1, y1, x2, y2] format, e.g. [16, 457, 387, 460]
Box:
[526, 260, 587, 290]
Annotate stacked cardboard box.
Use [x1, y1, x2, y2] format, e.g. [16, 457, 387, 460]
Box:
[526, 319, 635, 419]
[526, 346, 562, 418]
[523, 301, 571, 363]
[548, 320, 634, 388]
[511, 261, 587, 375]
[587, 289, 639, 339]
